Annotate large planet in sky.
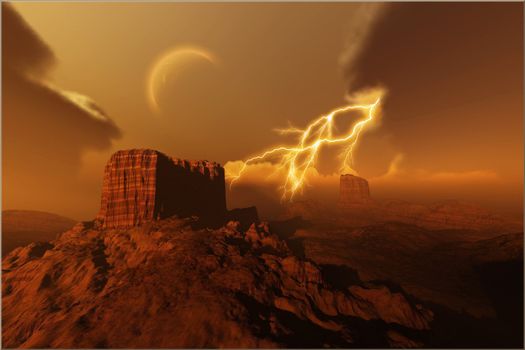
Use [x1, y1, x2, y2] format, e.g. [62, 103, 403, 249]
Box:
[146, 47, 217, 114]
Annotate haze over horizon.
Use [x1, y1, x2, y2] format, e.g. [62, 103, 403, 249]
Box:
[3, 2, 523, 220]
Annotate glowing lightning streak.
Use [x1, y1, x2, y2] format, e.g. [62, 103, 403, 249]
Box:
[228, 97, 382, 201]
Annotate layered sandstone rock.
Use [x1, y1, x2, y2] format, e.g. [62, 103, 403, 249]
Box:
[338, 174, 371, 206]
[96, 149, 226, 229]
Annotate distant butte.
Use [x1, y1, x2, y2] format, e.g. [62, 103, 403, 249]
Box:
[338, 174, 371, 206]
[334, 174, 520, 232]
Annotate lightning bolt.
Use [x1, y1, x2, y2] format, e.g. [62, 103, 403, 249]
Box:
[228, 95, 383, 201]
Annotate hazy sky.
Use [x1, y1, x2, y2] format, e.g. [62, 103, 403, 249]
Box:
[3, 2, 523, 220]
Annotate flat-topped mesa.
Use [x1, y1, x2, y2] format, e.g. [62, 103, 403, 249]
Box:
[96, 149, 226, 229]
[338, 174, 371, 206]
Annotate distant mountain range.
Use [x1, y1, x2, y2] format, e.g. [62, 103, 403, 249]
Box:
[2, 210, 76, 256]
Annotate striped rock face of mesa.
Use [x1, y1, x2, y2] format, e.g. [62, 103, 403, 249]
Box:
[96, 149, 226, 229]
[338, 174, 371, 207]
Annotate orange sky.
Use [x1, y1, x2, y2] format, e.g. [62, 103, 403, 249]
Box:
[3, 2, 523, 220]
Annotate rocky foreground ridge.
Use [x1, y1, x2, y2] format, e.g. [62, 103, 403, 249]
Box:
[2, 150, 434, 348]
[2, 218, 433, 348]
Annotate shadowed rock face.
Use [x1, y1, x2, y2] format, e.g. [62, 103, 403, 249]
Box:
[290, 223, 523, 347]
[96, 149, 226, 229]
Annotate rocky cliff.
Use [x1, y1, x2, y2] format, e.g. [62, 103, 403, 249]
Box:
[96, 149, 226, 229]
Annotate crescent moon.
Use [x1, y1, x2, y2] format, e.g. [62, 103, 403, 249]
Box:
[146, 46, 217, 114]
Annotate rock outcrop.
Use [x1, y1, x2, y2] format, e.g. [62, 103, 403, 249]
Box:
[338, 174, 371, 206]
[225, 206, 259, 231]
[96, 149, 226, 229]
[293, 220, 524, 316]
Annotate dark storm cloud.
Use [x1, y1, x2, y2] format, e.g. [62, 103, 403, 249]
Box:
[2, 2, 55, 76]
[339, 2, 523, 216]
[2, 3, 120, 147]
[343, 2, 523, 128]
[2, 3, 121, 216]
